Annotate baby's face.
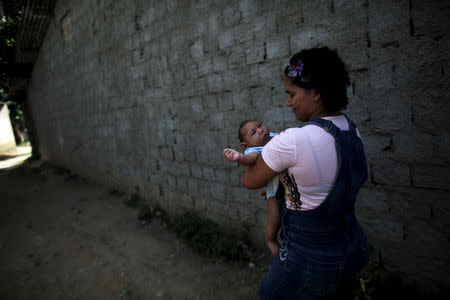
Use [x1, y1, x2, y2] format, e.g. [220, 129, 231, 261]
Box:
[240, 121, 270, 148]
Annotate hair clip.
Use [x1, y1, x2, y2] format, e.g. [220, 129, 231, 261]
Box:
[287, 60, 304, 78]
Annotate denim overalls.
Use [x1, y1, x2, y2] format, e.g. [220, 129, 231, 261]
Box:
[259, 117, 369, 300]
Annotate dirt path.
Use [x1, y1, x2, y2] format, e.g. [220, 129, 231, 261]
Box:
[0, 149, 271, 299]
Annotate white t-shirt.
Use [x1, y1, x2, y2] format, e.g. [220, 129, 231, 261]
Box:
[262, 115, 360, 211]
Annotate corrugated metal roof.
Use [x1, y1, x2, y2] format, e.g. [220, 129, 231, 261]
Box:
[9, 0, 56, 96]
[14, 0, 56, 63]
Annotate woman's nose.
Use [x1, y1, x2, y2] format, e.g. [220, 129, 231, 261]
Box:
[286, 96, 291, 106]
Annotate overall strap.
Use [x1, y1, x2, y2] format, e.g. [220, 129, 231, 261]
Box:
[302, 117, 341, 138]
[343, 113, 358, 135]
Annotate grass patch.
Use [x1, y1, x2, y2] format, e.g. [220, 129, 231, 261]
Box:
[170, 211, 250, 262]
[123, 190, 142, 207]
[137, 203, 153, 223]
[17, 141, 30, 147]
[355, 270, 445, 300]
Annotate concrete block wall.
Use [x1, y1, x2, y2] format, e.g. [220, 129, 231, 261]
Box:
[27, 0, 449, 290]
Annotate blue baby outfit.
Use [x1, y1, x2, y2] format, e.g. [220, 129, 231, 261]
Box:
[245, 132, 278, 198]
[259, 117, 369, 299]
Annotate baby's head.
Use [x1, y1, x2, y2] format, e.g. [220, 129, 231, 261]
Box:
[238, 120, 271, 150]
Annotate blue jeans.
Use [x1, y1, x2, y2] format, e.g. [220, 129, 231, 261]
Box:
[259, 236, 366, 299]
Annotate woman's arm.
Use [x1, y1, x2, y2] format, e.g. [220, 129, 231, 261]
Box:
[243, 155, 279, 189]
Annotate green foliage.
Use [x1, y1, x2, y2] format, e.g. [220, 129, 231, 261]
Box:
[370, 272, 426, 300]
[355, 271, 442, 300]
[0, 0, 24, 81]
[3, 97, 24, 119]
[170, 211, 250, 262]
[1, 1, 26, 121]
[137, 203, 153, 223]
[123, 191, 142, 207]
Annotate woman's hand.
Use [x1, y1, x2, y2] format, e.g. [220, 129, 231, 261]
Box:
[267, 239, 281, 256]
[223, 148, 242, 162]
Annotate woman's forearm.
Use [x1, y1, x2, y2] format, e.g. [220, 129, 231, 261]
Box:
[242, 155, 278, 189]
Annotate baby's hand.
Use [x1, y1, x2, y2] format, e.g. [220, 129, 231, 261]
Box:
[223, 148, 241, 162]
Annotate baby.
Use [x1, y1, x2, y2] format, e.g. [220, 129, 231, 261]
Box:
[223, 120, 281, 256]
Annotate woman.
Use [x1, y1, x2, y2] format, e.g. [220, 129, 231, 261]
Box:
[243, 47, 369, 299]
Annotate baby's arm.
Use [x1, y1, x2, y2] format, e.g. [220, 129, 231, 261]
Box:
[223, 148, 259, 166]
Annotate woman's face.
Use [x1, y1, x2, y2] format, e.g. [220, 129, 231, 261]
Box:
[284, 77, 319, 122]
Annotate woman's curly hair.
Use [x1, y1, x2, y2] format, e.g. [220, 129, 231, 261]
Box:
[284, 47, 350, 111]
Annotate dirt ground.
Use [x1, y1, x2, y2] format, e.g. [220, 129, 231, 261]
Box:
[0, 146, 272, 300]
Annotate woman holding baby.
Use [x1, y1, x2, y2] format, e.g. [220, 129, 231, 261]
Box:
[243, 47, 369, 299]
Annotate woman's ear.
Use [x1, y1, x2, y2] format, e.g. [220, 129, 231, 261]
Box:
[312, 89, 321, 102]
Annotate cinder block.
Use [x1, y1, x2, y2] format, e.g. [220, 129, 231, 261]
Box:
[231, 187, 253, 203]
[266, 37, 289, 60]
[198, 58, 212, 77]
[223, 69, 242, 92]
[190, 39, 204, 59]
[411, 0, 450, 37]
[217, 93, 234, 112]
[208, 11, 220, 33]
[210, 183, 228, 200]
[372, 159, 411, 187]
[259, 62, 279, 85]
[244, 42, 265, 65]
[233, 23, 254, 43]
[213, 56, 228, 73]
[192, 19, 207, 37]
[227, 46, 246, 69]
[207, 74, 223, 93]
[249, 87, 272, 108]
[190, 164, 203, 178]
[175, 176, 188, 190]
[301, 0, 334, 25]
[253, 14, 276, 39]
[412, 93, 449, 135]
[232, 90, 251, 112]
[202, 166, 215, 181]
[218, 29, 234, 49]
[413, 165, 450, 190]
[141, 7, 157, 28]
[184, 63, 199, 79]
[239, 0, 258, 20]
[193, 79, 208, 95]
[367, 0, 410, 47]
[187, 177, 199, 193]
[367, 90, 412, 132]
[209, 112, 225, 131]
[361, 133, 392, 158]
[391, 131, 434, 163]
[167, 0, 177, 12]
[222, 6, 241, 27]
[202, 94, 218, 110]
[290, 26, 333, 52]
[247, 64, 260, 87]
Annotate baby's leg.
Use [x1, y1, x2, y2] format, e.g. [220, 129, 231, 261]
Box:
[266, 196, 281, 256]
